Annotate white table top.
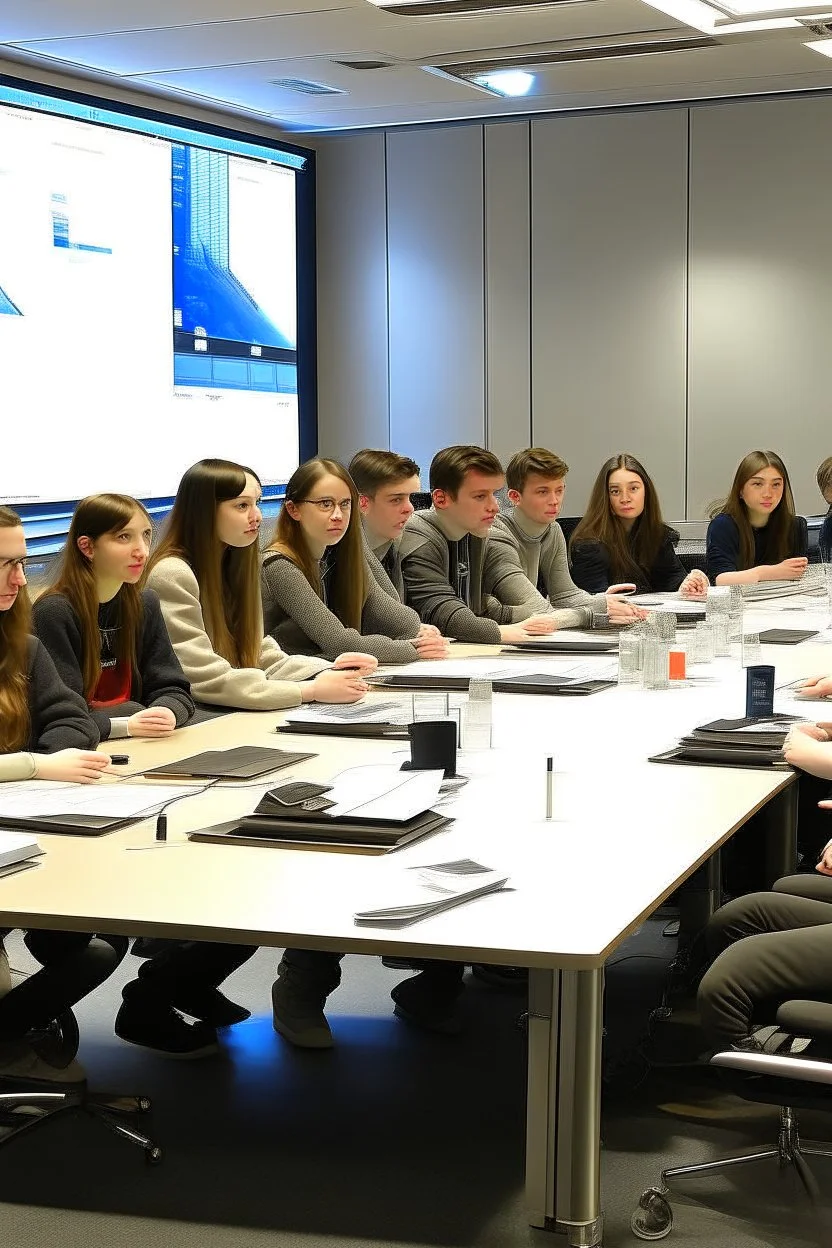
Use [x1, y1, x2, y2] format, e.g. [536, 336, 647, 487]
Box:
[0, 590, 829, 969]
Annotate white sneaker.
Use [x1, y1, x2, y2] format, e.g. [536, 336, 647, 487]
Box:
[0, 1040, 86, 1086]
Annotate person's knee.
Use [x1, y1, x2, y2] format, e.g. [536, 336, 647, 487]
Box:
[85, 936, 127, 981]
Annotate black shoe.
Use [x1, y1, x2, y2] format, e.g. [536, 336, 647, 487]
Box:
[391, 972, 463, 1035]
[131, 937, 179, 959]
[471, 964, 528, 993]
[171, 987, 250, 1027]
[115, 1002, 219, 1058]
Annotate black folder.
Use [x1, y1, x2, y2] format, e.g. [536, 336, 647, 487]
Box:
[189, 807, 450, 852]
[503, 637, 618, 654]
[650, 744, 790, 769]
[757, 629, 819, 645]
[369, 673, 613, 696]
[143, 746, 315, 779]
[274, 722, 409, 740]
[0, 813, 136, 837]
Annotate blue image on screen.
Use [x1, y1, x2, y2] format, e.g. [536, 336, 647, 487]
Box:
[0, 284, 21, 315]
[172, 145, 292, 352]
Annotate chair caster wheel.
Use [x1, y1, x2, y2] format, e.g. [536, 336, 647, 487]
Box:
[145, 1146, 163, 1165]
[137, 1097, 152, 1113]
[632, 1188, 673, 1240]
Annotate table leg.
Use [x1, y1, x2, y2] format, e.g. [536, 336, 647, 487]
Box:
[760, 780, 798, 886]
[526, 966, 605, 1245]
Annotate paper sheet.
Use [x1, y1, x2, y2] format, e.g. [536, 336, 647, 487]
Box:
[324, 765, 444, 822]
[0, 782, 198, 820]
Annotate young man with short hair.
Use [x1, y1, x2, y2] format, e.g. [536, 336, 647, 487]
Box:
[348, 449, 448, 659]
[398, 445, 555, 644]
[483, 448, 645, 627]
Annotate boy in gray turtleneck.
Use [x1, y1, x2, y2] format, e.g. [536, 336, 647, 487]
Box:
[483, 448, 645, 628]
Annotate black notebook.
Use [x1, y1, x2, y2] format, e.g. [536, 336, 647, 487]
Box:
[504, 636, 618, 654]
[0, 813, 129, 837]
[757, 629, 819, 645]
[144, 746, 315, 780]
[650, 744, 790, 769]
[370, 672, 613, 696]
[189, 808, 450, 852]
[274, 722, 409, 740]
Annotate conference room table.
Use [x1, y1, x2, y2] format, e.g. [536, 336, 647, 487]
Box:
[1, 587, 831, 1246]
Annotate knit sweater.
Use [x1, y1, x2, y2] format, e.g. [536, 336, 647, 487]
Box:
[0, 638, 99, 782]
[362, 525, 408, 602]
[706, 513, 809, 581]
[484, 512, 601, 628]
[261, 551, 421, 663]
[398, 509, 515, 644]
[146, 557, 329, 710]
[33, 589, 194, 740]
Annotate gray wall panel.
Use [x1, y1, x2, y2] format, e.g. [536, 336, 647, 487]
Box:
[485, 121, 531, 469]
[688, 96, 832, 519]
[530, 110, 688, 517]
[386, 125, 485, 474]
[316, 132, 389, 463]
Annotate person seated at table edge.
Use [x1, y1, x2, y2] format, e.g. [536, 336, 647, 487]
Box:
[348, 447, 448, 657]
[261, 456, 447, 663]
[483, 447, 647, 628]
[398, 444, 557, 644]
[144, 458, 374, 711]
[33, 493, 194, 741]
[0, 505, 128, 1085]
[815, 455, 832, 564]
[706, 450, 808, 586]
[570, 453, 709, 598]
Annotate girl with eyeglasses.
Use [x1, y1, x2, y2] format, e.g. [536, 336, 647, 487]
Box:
[706, 451, 808, 585]
[33, 494, 194, 740]
[144, 459, 375, 711]
[261, 457, 448, 662]
[0, 506, 128, 1084]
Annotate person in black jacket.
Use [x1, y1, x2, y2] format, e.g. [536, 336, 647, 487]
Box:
[33, 495, 253, 1058]
[0, 505, 126, 1086]
[33, 494, 193, 740]
[570, 453, 709, 597]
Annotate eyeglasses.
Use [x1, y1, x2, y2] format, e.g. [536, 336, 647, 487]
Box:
[298, 497, 353, 515]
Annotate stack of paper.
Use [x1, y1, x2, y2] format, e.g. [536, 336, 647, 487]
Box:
[0, 829, 43, 878]
[354, 859, 509, 927]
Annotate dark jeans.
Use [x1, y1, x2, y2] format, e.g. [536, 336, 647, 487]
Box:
[697, 873, 832, 1049]
[278, 949, 465, 1004]
[0, 929, 129, 1043]
[123, 941, 257, 1009]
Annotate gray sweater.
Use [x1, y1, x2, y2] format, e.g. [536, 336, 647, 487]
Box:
[261, 552, 421, 664]
[363, 527, 408, 602]
[483, 512, 600, 629]
[398, 509, 515, 644]
[146, 557, 329, 710]
[0, 638, 100, 782]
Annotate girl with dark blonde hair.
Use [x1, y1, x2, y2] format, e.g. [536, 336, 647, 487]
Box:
[570, 454, 708, 597]
[262, 457, 446, 662]
[0, 506, 128, 1084]
[34, 493, 193, 739]
[706, 451, 808, 585]
[145, 459, 375, 709]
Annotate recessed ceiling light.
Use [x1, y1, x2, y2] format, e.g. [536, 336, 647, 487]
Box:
[472, 70, 535, 96]
[639, 0, 808, 29]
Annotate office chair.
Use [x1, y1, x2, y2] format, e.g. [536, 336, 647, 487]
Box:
[632, 997, 832, 1239]
[0, 965, 162, 1165]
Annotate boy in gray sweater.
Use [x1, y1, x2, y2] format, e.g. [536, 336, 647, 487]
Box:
[398, 446, 556, 644]
[484, 448, 646, 628]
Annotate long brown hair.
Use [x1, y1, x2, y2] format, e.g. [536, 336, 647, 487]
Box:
[147, 459, 262, 668]
[265, 458, 367, 630]
[719, 450, 796, 569]
[43, 494, 149, 700]
[571, 454, 667, 584]
[0, 506, 31, 752]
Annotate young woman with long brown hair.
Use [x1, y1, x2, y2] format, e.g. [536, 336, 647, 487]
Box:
[33, 494, 194, 739]
[570, 454, 708, 597]
[0, 506, 128, 1083]
[261, 457, 447, 662]
[145, 459, 375, 709]
[706, 451, 809, 585]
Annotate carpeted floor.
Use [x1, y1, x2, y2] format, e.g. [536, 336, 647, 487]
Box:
[0, 923, 827, 1248]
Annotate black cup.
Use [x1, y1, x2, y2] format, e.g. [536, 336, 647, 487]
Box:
[402, 720, 457, 778]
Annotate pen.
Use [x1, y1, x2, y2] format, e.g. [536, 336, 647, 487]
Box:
[156, 813, 168, 842]
[110, 754, 130, 765]
[545, 756, 553, 821]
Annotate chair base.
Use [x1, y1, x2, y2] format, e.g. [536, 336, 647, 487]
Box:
[632, 1105, 832, 1239]
[0, 1084, 162, 1164]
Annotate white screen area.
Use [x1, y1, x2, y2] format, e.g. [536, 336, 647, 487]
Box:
[0, 104, 299, 505]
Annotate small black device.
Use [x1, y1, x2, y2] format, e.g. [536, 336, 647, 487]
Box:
[267, 780, 333, 807]
[746, 665, 775, 719]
